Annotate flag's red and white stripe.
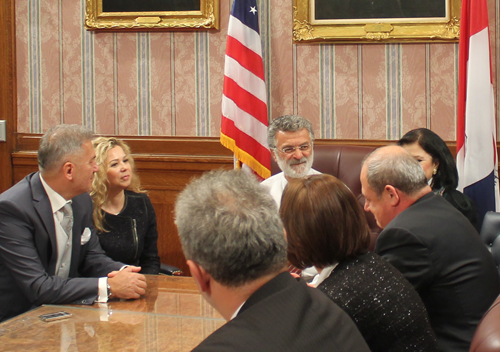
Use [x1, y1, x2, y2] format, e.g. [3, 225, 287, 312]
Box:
[220, 0, 271, 179]
[457, 0, 499, 224]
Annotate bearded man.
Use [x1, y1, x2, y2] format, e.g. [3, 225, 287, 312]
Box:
[261, 115, 320, 208]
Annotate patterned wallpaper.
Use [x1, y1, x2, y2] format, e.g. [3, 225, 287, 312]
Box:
[15, 0, 500, 141]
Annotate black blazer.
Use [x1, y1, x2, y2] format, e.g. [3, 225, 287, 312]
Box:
[0, 172, 123, 321]
[375, 192, 500, 352]
[193, 272, 371, 352]
[98, 191, 160, 274]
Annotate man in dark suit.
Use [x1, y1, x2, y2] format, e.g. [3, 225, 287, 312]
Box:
[0, 124, 147, 322]
[174, 170, 370, 352]
[360, 145, 500, 352]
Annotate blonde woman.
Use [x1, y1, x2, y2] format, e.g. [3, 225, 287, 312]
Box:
[91, 137, 160, 274]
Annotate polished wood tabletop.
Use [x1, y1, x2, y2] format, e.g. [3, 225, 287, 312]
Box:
[74, 275, 211, 315]
[0, 275, 225, 351]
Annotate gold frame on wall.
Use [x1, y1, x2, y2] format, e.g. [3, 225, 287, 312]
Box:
[293, 0, 460, 43]
[85, 0, 219, 30]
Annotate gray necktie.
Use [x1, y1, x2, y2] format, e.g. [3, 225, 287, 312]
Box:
[60, 203, 73, 237]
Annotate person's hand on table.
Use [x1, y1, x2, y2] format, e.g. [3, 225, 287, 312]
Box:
[107, 266, 147, 299]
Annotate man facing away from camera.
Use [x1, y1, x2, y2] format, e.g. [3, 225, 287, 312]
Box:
[175, 169, 370, 352]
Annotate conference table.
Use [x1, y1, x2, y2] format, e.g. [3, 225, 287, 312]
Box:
[0, 275, 225, 351]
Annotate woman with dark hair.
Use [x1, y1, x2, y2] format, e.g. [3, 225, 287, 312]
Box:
[280, 174, 439, 352]
[398, 128, 479, 230]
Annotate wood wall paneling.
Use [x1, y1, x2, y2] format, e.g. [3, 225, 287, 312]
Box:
[135, 155, 233, 275]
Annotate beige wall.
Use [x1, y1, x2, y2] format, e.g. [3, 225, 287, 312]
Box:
[15, 0, 500, 141]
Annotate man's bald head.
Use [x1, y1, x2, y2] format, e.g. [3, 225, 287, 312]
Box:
[362, 145, 428, 197]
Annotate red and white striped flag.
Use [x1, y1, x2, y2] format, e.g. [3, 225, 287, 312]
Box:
[220, 0, 271, 179]
[456, 0, 499, 226]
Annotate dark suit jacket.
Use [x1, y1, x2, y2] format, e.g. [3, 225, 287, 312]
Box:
[0, 172, 123, 322]
[193, 272, 371, 352]
[375, 192, 500, 352]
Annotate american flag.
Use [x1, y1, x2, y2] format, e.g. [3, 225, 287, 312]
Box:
[456, 0, 499, 227]
[220, 0, 271, 179]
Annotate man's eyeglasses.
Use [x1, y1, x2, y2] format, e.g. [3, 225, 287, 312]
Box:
[277, 143, 311, 155]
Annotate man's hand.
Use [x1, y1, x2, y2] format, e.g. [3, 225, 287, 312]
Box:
[107, 266, 147, 299]
[107, 265, 142, 278]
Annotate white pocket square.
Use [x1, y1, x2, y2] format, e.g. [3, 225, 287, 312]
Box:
[81, 227, 91, 245]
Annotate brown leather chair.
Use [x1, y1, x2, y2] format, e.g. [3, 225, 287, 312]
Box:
[271, 144, 381, 250]
[470, 294, 500, 352]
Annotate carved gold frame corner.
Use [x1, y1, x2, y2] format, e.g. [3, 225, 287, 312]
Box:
[85, 0, 219, 30]
[293, 0, 460, 43]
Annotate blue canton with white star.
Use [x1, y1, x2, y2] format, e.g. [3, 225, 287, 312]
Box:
[231, 0, 260, 34]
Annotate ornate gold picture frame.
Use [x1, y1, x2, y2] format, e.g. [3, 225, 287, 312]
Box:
[85, 0, 219, 30]
[293, 0, 460, 43]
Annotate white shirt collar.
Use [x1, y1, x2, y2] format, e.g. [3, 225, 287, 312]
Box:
[39, 174, 71, 213]
[310, 263, 339, 288]
[230, 302, 245, 320]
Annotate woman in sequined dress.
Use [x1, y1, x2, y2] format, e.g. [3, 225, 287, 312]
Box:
[280, 174, 439, 352]
[91, 137, 160, 274]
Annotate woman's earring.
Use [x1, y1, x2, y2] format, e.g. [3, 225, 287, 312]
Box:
[433, 168, 437, 175]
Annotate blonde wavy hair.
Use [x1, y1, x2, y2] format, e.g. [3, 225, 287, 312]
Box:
[91, 137, 144, 232]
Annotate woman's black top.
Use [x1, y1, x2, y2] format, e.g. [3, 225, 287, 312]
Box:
[97, 190, 160, 274]
[318, 252, 439, 352]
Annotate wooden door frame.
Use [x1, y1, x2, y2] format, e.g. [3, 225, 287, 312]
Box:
[0, 0, 16, 193]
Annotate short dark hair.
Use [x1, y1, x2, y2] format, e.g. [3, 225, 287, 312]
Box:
[38, 124, 94, 172]
[174, 170, 287, 287]
[397, 128, 458, 192]
[267, 115, 315, 149]
[280, 174, 370, 269]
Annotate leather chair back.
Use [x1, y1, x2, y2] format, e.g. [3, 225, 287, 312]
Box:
[479, 211, 500, 275]
[271, 144, 381, 250]
[470, 294, 500, 352]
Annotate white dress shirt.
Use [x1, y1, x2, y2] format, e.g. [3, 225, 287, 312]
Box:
[261, 168, 321, 208]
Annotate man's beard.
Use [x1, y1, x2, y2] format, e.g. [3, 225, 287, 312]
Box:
[276, 150, 314, 179]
